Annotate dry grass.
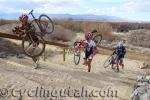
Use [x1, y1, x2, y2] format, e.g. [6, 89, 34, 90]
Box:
[110, 22, 150, 32]
[97, 23, 114, 41]
[51, 25, 76, 42]
[0, 19, 16, 26]
[54, 20, 114, 41]
[129, 29, 150, 48]
[1, 18, 150, 43]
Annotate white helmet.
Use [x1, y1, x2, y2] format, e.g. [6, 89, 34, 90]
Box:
[117, 41, 124, 47]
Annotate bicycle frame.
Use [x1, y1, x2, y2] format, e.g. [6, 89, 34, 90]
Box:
[111, 54, 117, 63]
[28, 33, 35, 43]
[28, 10, 42, 32]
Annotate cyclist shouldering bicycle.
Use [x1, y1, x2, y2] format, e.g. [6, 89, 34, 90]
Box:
[79, 31, 98, 72]
[12, 14, 39, 68]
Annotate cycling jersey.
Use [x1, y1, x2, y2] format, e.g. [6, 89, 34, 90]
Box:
[20, 23, 36, 34]
[113, 43, 126, 61]
[19, 23, 38, 42]
[85, 40, 96, 51]
[84, 40, 96, 60]
[116, 46, 126, 55]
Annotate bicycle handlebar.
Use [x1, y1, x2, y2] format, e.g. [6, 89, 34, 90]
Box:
[74, 40, 88, 49]
[28, 9, 36, 20]
[29, 9, 33, 15]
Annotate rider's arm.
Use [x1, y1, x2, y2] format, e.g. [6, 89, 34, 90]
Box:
[25, 24, 36, 34]
[79, 41, 88, 48]
[18, 25, 25, 32]
[19, 28, 26, 33]
[123, 47, 126, 55]
[112, 45, 117, 50]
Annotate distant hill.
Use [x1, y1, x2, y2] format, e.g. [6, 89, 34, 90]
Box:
[48, 14, 124, 22]
[0, 13, 124, 22]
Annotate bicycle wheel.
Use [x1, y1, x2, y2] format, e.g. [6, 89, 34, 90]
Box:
[22, 34, 46, 57]
[39, 14, 54, 34]
[93, 34, 102, 46]
[74, 43, 81, 65]
[103, 55, 113, 68]
[111, 55, 117, 69]
[113, 55, 120, 72]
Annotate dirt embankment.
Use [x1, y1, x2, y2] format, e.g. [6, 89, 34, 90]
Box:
[0, 38, 148, 100]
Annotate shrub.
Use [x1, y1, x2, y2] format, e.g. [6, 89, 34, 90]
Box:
[97, 23, 114, 40]
[0, 19, 14, 26]
[50, 25, 76, 42]
[54, 19, 114, 41]
[129, 29, 150, 48]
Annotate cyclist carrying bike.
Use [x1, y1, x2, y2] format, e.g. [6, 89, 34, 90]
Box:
[13, 14, 39, 68]
[113, 39, 126, 71]
[81, 32, 97, 72]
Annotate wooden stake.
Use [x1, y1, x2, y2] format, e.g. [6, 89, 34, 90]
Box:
[63, 48, 66, 61]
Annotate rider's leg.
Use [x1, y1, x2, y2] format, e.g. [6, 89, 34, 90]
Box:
[26, 42, 38, 62]
[26, 44, 35, 56]
[116, 59, 120, 72]
[83, 50, 89, 66]
[87, 60, 92, 72]
[83, 60, 88, 65]
[119, 58, 124, 69]
[87, 55, 93, 72]
[83, 54, 88, 65]
[116, 54, 123, 72]
[26, 41, 38, 54]
[32, 56, 37, 63]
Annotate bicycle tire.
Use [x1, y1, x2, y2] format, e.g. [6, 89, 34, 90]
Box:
[93, 34, 102, 46]
[74, 50, 81, 65]
[22, 34, 46, 57]
[39, 14, 54, 34]
[111, 54, 117, 69]
[111, 55, 120, 72]
[103, 55, 113, 68]
[74, 43, 81, 65]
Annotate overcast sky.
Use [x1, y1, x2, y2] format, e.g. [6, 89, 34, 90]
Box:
[0, 0, 150, 21]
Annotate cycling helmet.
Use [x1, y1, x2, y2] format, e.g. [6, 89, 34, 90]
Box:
[118, 41, 123, 47]
[19, 14, 28, 24]
[85, 32, 92, 40]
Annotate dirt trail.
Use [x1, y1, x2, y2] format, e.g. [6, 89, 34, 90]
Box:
[0, 49, 145, 100]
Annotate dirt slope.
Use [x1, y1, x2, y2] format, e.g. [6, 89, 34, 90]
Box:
[0, 49, 145, 100]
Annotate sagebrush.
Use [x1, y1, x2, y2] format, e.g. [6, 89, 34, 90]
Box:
[129, 29, 150, 48]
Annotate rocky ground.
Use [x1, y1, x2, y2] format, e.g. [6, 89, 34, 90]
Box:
[132, 75, 150, 100]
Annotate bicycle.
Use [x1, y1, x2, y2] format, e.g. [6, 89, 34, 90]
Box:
[73, 30, 102, 65]
[29, 9, 54, 36]
[73, 40, 85, 65]
[13, 26, 46, 58]
[91, 29, 102, 46]
[103, 50, 119, 72]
